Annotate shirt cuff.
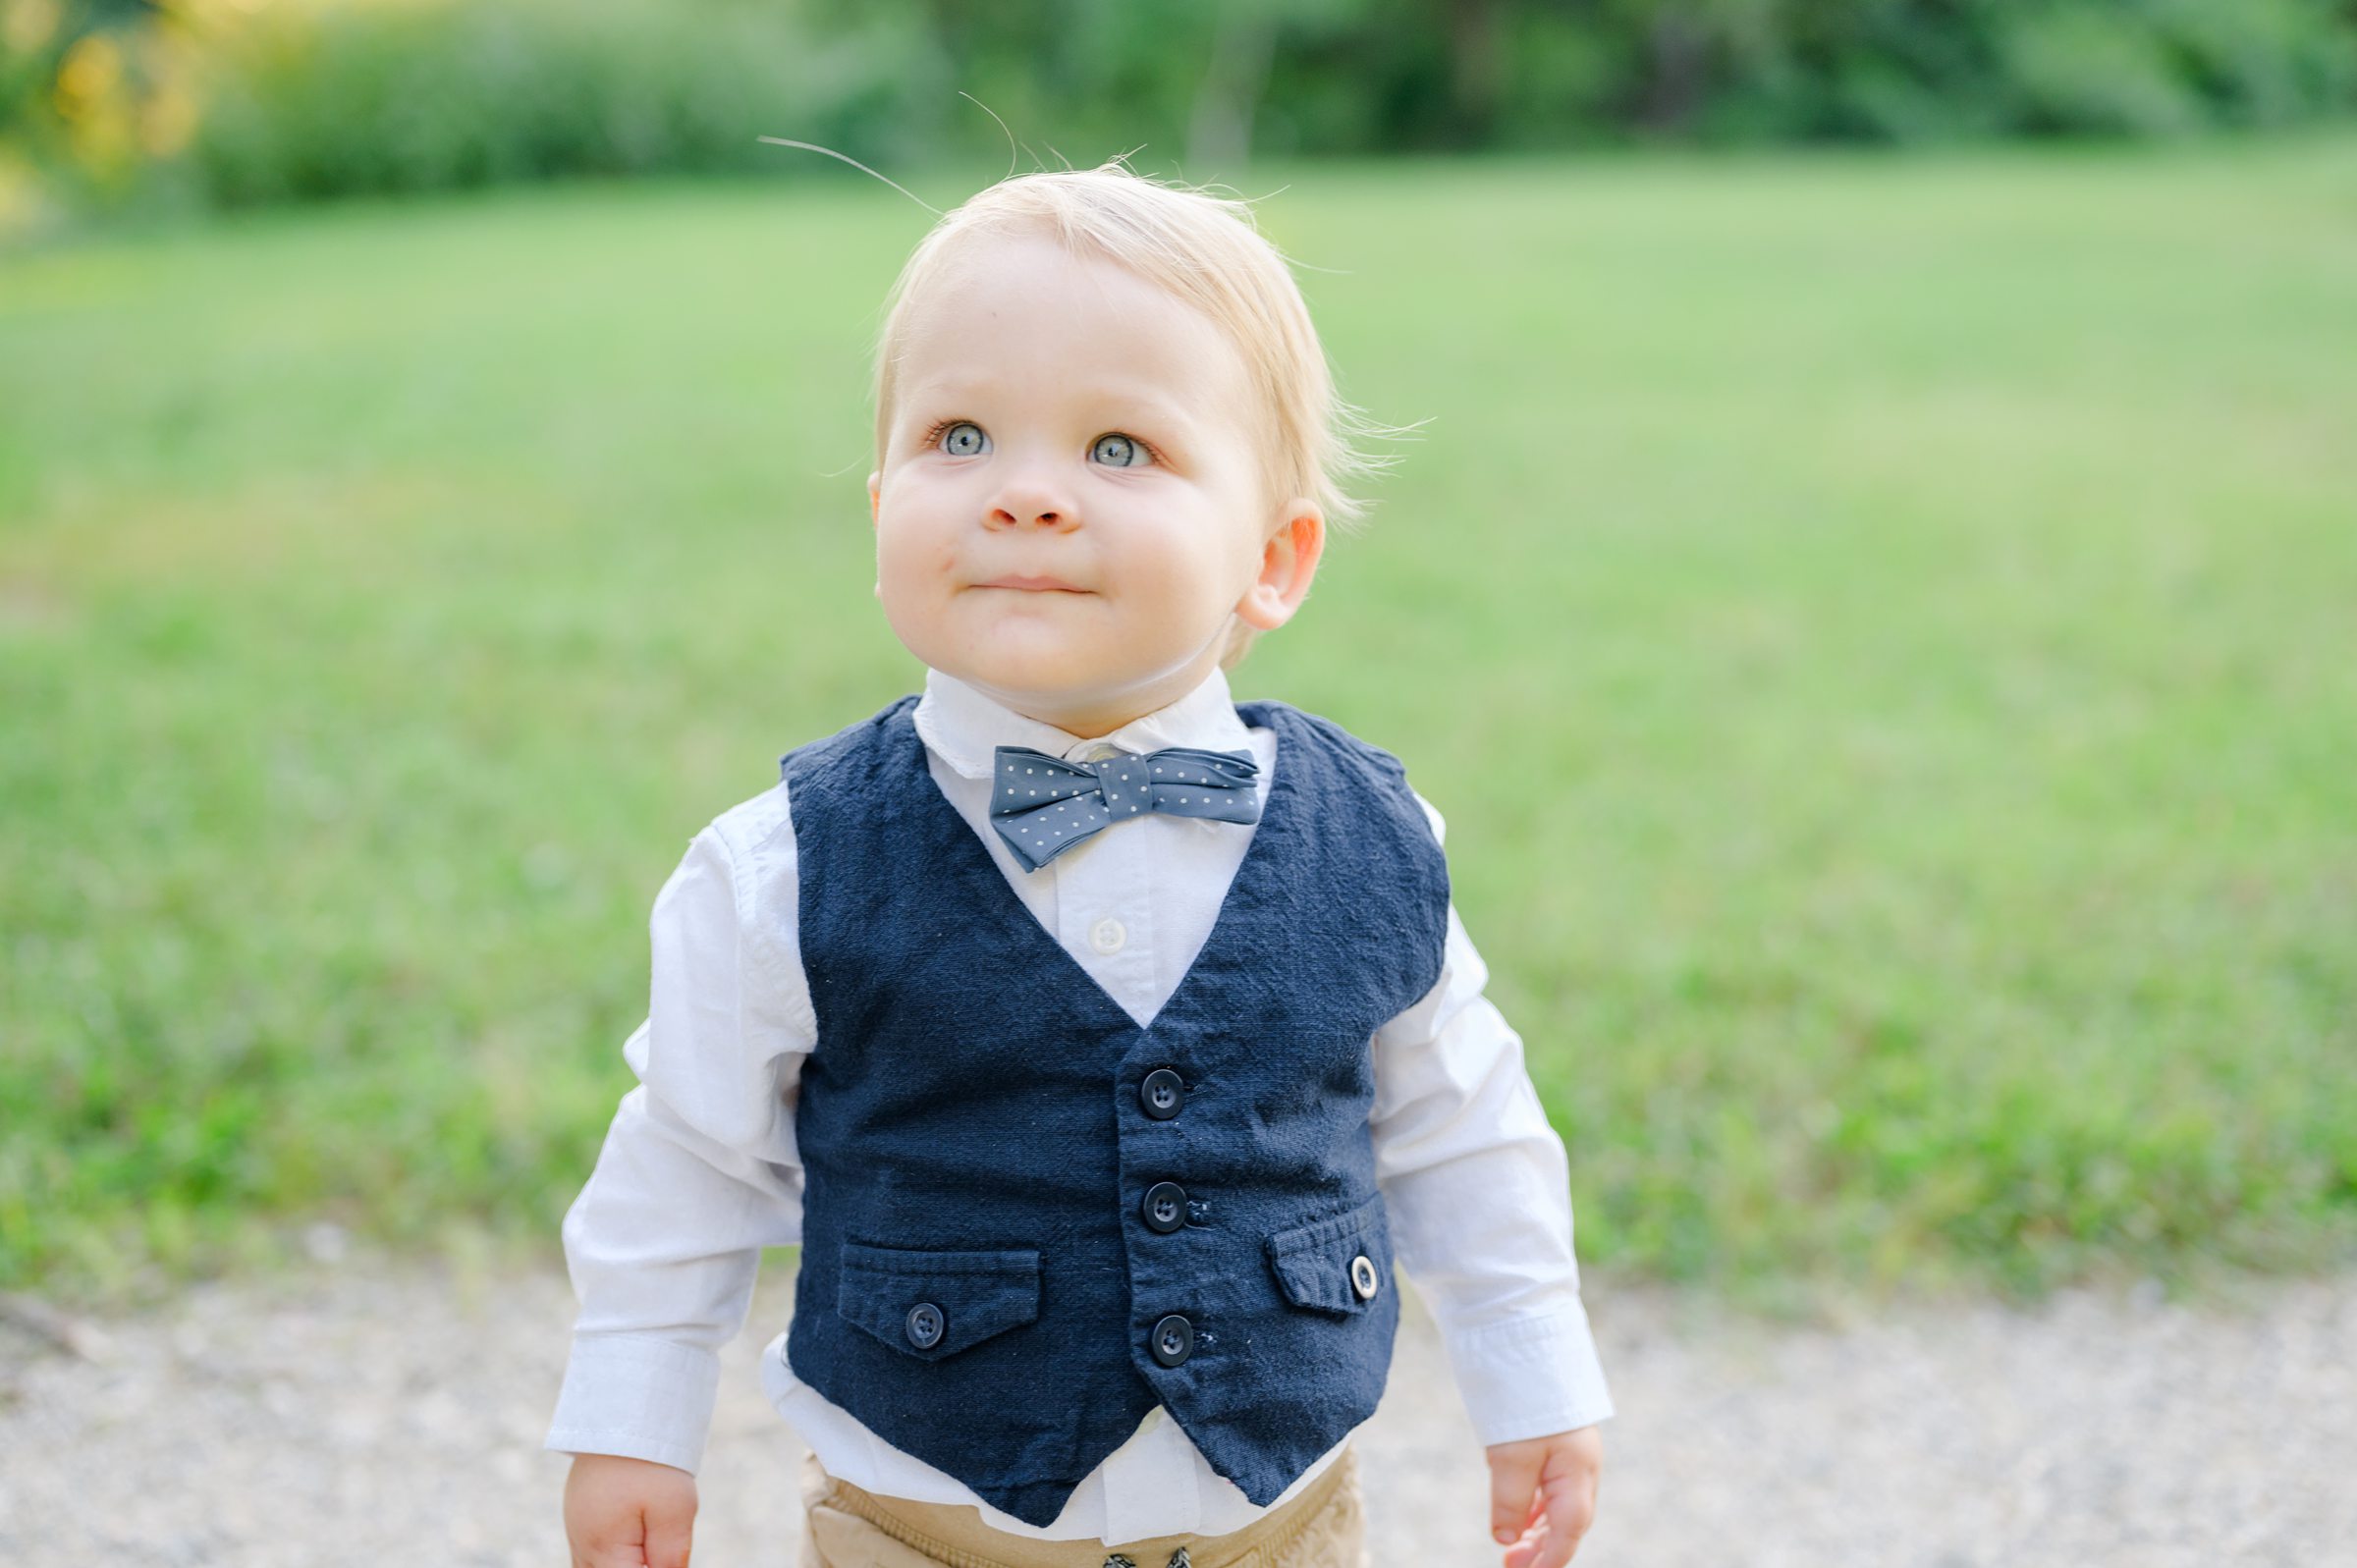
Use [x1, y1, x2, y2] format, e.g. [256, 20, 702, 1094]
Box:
[1440, 1302, 1617, 1447]
[543, 1333, 724, 1475]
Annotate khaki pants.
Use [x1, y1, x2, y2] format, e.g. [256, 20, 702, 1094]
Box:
[795, 1444, 1370, 1568]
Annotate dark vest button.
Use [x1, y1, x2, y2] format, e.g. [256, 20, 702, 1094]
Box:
[904, 1302, 944, 1349]
[1142, 1181, 1186, 1233]
[1140, 1068, 1184, 1119]
[1150, 1313, 1194, 1368]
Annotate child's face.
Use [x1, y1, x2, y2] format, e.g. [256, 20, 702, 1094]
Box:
[868, 231, 1322, 737]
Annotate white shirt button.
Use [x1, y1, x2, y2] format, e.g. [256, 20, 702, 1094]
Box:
[1090, 917, 1126, 954]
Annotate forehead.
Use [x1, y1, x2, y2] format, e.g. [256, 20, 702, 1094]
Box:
[895, 231, 1256, 418]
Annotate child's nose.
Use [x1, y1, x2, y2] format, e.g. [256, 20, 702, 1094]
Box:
[987, 474, 1078, 531]
[990, 499, 1073, 529]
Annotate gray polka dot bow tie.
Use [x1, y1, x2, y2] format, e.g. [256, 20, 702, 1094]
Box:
[990, 744, 1261, 872]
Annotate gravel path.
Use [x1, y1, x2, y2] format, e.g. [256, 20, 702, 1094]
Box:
[2, 1250, 2348, 1566]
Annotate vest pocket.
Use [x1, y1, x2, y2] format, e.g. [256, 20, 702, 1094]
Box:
[835, 1241, 1043, 1360]
[1264, 1193, 1392, 1317]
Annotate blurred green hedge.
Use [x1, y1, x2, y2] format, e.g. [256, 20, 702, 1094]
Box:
[186, 0, 910, 206]
[9, 0, 2357, 216]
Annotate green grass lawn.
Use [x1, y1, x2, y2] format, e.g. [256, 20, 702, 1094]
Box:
[4, 137, 2353, 1308]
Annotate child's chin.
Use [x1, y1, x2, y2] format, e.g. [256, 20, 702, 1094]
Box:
[961, 655, 1108, 698]
[958, 642, 1152, 704]
[959, 627, 1104, 676]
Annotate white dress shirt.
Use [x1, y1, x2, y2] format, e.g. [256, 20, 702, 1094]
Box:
[545, 664, 1613, 1542]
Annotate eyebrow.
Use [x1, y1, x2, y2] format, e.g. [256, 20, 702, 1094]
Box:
[905, 376, 1203, 440]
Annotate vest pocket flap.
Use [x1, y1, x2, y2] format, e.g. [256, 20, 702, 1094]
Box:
[836, 1242, 1042, 1359]
[1265, 1195, 1390, 1317]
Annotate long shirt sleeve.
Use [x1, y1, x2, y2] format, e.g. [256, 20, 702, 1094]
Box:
[544, 800, 811, 1474]
[1370, 795, 1615, 1443]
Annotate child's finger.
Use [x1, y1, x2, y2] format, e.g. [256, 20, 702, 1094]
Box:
[572, 1529, 642, 1568]
[570, 1513, 647, 1568]
[642, 1496, 696, 1568]
[1527, 1461, 1597, 1568]
[1487, 1447, 1542, 1544]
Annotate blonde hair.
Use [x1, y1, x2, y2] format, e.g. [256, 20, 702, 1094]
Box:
[869, 158, 1411, 670]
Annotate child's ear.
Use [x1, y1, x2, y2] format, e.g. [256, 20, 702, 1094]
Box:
[868, 472, 885, 599]
[1235, 500, 1325, 632]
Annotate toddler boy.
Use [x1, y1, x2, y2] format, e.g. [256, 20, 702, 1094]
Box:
[549, 162, 1612, 1568]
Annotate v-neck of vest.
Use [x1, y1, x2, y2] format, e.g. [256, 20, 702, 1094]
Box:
[893, 696, 1293, 1039]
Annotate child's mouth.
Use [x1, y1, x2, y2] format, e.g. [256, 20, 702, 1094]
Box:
[978, 575, 1088, 592]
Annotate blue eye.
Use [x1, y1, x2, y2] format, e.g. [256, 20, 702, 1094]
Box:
[1091, 433, 1147, 468]
[941, 421, 988, 457]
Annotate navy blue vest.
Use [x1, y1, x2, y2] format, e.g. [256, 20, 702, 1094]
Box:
[778, 694, 1450, 1528]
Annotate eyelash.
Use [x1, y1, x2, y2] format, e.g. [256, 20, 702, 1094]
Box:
[919, 418, 1163, 466]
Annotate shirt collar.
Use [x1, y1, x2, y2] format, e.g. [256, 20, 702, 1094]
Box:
[914, 665, 1253, 781]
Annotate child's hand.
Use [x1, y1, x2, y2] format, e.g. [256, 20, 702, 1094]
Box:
[1485, 1425, 1602, 1568]
[564, 1452, 698, 1568]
